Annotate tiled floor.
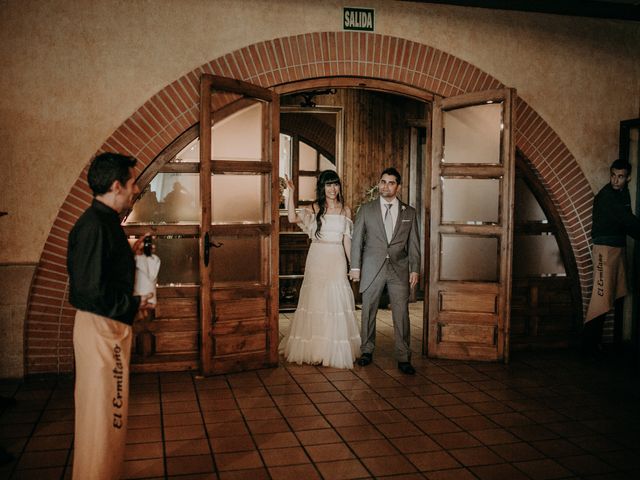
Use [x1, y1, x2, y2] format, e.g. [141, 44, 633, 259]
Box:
[2, 303, 640, 479]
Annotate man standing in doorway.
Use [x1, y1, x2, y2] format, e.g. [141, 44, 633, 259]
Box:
[350, 167, 420, 374]
[67, 152, 155, 480]
[584, 159, 640, 356]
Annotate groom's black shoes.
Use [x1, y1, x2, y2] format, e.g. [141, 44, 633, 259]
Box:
[357, 353, 373, 366]
[398, 362, 416, 375]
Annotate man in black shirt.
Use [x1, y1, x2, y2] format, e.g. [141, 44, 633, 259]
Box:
[67, 152, 154, 480]
[584, 159, 640, 356]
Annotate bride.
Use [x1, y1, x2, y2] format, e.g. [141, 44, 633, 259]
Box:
[279, 170, 361, 369]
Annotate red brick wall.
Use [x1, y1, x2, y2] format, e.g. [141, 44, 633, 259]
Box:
[24, 32, 593, 374]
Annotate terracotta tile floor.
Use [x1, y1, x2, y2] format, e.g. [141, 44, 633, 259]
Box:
[2, 303, 640, 479]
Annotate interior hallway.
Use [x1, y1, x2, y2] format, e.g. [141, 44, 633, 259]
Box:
[1, 303, 640, 480]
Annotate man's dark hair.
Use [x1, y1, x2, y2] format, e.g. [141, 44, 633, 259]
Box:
[381, 167, 402, 185]
[610, 159, 632, 176]
[87, 152, 137, 196]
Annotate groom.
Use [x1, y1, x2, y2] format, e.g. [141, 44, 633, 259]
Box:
[349, 167, 420, 374]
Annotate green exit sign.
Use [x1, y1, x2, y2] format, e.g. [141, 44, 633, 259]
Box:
[343, 7, 375, 31]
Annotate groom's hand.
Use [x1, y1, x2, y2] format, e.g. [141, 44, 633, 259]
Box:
[409, 272, 419, 289]
[349, 269, 360, 282]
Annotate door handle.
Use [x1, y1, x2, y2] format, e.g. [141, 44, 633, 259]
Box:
[203, 232, 223, 267]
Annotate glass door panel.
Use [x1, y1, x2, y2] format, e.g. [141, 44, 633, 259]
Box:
[441, 178, 500, 224]
[212, 102, 263, 161]
[155, 236, 199, 285]
[320, 154, 335, 171]
[171, 103, 264, 164]
[298, 176, 316, 201]
[125, 173, 200, 225]
[443, 103, 502, 164]
[211, 174, 266, 224]
[299, 141, 317, 170]
[210, 235, 264, 284]
[440, 235, 499, 281]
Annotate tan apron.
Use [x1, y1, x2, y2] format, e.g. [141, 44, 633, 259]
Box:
[72, 310, 132, 480]
[585, 245, 627, 324]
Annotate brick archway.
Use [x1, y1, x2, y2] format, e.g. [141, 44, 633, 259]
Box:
[25, 32, 593, 374]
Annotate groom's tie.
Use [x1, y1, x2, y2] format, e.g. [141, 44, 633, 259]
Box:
[384, 203, 393, 243]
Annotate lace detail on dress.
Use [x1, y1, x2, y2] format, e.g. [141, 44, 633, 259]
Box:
[298, 208, 316, 237]
[297, 211, 353, 241]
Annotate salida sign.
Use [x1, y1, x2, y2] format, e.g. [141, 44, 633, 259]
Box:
[343, 7, 374, 31]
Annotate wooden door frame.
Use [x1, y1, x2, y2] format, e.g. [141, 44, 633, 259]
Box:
[620, 118, 640, 367]
[427, 88, 516, 362]
[199, 75, 213, 374]
[199, 75, 280, 375]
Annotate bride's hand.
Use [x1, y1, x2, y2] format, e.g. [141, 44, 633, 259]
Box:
[284, 174, 295, 192]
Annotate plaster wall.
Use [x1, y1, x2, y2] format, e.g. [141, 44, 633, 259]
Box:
[1, 0, 639, 264]
[0, 265, 35, 378]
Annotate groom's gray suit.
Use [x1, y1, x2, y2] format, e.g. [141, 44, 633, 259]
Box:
[350, 198, 420, 362]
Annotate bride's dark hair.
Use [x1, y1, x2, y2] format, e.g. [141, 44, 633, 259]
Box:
[314, 170, 343, 238]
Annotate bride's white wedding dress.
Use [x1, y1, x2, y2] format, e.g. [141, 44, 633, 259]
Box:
[279, 212, 361, 369]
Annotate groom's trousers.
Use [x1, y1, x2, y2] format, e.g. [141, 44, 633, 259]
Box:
[360, 262, 411, 362]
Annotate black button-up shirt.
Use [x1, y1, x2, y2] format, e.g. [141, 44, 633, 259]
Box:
[67, 199, 140, 325]
[592, 184, 640, 247]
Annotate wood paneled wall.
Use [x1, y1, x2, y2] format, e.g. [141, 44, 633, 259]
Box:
[283, 90, 426, 211]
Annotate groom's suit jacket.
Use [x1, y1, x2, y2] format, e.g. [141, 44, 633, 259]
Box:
[351, 199, 421, 293]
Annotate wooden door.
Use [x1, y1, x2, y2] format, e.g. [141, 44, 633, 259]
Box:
[199, 75, 280, 375]
[428, 89, 515, 361]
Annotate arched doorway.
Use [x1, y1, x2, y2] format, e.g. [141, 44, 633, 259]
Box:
[121, 79, 579, 373]
[24, 33, 593, 375]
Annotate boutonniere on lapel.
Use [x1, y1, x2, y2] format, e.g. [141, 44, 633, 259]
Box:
[400, 204, 412, 222]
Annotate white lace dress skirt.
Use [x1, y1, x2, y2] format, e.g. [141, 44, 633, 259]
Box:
[279, 215, 361, 369]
